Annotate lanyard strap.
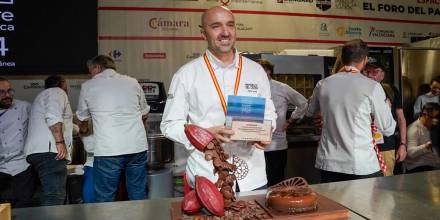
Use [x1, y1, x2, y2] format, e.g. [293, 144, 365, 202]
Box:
[0, 109, 8, 118]
[203, 53, 243, 115]
[343, 66, 360, 74]
[371, 122, 387, 174]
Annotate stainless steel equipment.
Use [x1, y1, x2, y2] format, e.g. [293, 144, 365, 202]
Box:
[145, 113, 174, 169]
[138, 81, 167, 113]
[146, 133, 174, 169]
[256, 54, 336, 141]
[145, 112, 174, 199]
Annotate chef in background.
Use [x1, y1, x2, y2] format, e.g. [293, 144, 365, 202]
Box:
[258, 59, 307, 186]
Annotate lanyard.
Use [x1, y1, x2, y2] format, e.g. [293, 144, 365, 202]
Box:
[203, 53, 243, 115]
[0, 109, 8, 118]
[343, 66, 360, 74]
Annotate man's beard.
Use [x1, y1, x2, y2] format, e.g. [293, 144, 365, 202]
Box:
[0, 98, 13, 109]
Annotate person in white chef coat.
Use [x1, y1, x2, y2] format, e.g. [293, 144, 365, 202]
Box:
[76, 55, 149, 202]
[160, 6, 277, 191]
[25, 75, 73, 206]
[0, 77, 35, 208]
[257, 60, 308, 187]
[306, 39, 396, 183]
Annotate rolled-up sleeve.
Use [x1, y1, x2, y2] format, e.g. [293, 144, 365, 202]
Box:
[285, 85, 308, 120]
[372, 84, 396, 136]
[137, 84, 150, 116]
[160, 71, 192, 150]
[260, 73, 277, 129]
[44, 89, 65, 126]
[306, 80, 322, 117]
[76, 84, 91, 122]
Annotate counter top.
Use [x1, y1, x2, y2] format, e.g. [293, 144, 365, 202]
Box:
[12, 171, 440, 220]
[311, 170, 440, 220]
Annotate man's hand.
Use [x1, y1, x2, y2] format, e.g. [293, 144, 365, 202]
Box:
[395, 144, 407, 162]
[282, 122, 290, 131]
[206, 126, 235, 144]
[78, 120, 91, 136]
[425, 141, 433, 151]
[251, 141, 271, 150]
[55, 143, 68, 160]
[313, 113, 323, 133]
[386, 98, 392, 108]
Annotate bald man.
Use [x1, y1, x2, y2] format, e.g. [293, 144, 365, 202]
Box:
[161, 6, 277, 191]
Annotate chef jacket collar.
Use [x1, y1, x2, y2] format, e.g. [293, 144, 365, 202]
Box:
[343, 65, 361, 74]
[93, 68, 118, 79]
[205, 48, 240, 70]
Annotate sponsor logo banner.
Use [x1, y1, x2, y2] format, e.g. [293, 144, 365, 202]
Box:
[319, 22, 330, 36]
[276, 0, 313, 4]
[335, 0, 357, 9]
[369, 27, 395, 38]
[336, 26, 362, 37]
[148, 17, 190, 31]
[108, 50, 122, 61]
[316, 0, 331, 11]
[143, 52, 166, 59]
[236, 22, 254, 31]
[416, 0, 440, 5]
[402, 31, 425, 38]
[206, 0, 263, 4]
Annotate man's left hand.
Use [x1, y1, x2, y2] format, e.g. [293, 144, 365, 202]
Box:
[396, 144, 407, 162]
[251, 141, 271, 150]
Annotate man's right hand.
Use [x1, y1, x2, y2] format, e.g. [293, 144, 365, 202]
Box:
[313, 113, 323, 133]
[206, 126, 235, 144]
[55, 143, 68, 160]
[425, 141, 433, 151]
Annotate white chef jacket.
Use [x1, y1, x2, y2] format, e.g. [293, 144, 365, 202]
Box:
[306, 67, 396, 175]
[266, 79, 307, 152]
[76, 69, 149, 156]
[161, 49, 277, 191]
[24, 88, 73, 161]
[0, 100, 31, 176]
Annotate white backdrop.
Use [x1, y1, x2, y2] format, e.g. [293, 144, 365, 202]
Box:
[98, 0, 440, 89]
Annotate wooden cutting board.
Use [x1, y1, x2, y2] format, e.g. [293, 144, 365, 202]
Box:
[0, 203, 11, 220]
[171, 192, 348, 220]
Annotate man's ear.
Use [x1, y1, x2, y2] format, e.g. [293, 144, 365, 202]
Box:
[200, 27, 207, 40]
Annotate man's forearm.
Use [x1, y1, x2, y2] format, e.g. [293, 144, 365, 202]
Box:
[49, 122, 64, 142]
[142, 114, 148, 127]
[396, 109, 407, 143]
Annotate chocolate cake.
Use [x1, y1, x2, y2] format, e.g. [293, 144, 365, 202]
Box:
[266, 177, 318, 214]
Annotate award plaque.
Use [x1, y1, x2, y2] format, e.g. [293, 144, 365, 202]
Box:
[226, 96, 272, 142]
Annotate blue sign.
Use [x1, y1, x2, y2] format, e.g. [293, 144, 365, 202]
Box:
[226, 95, 265, 122]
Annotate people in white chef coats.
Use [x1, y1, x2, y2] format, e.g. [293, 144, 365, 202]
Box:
[161, 6, 277, 192]
[257, 60, 308, 187]
[25, 75, 73, 206]
[306, 39, 396, 183]
[76, 55, 149, 202]
[0, 77, 35, 208]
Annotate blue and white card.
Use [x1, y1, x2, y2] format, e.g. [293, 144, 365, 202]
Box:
[226, 96, 271, 142]
[226, 95, 265, 122]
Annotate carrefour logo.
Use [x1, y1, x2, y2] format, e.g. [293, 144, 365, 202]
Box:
[108, 50, 122, 60]
[148, 18, 190, 31]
